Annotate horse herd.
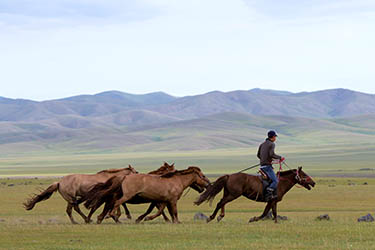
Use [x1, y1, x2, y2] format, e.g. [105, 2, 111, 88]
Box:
[24, 162, 315, 224]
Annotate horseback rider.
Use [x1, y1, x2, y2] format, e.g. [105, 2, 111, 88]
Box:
[257, 130, 285, 201]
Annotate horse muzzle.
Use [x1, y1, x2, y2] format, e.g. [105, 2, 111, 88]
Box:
[304, 181, 315, 190]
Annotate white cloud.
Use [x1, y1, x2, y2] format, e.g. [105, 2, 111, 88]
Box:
[0, 0, 374, 100]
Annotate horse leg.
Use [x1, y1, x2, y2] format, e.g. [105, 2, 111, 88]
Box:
[104, 203, 119, 219]
[170, 201, 180, 224]
[109, 194, 133, 222]
[66, 203, 78, 224]
[86, 199, 106, 224]
[136, 203, 156, 223]
[272, 202, 278, 223]
[207, 193, 239, 223]
[217, 205, 226, 222]
[159, 203, 170, 222]
[103, 208, 120, 220]
[94, 201, 114, 224]
[207, 200, 222, 223]
[122, 203, 132, 220]
[216, 192, 240, 222]
[166, 202, 176, 223]
[73, 204, 90, 223]
[115, 207, 121, 219]
[144, 203, 169, 222]
[86, 206, 97, 224]
[249, 201, 273, 223]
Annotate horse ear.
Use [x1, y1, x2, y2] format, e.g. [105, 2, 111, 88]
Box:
[298, 166, 302, 171]
[171, 163, 175, 167]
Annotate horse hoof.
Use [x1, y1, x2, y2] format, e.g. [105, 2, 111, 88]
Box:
[144, 217, 151, 222]
[127, 216, 132, 220]
[217, 216, 223, 222]
[248, 217, 257, 223]
[206, 218, 212, 223]
[85, 219, 93, 224]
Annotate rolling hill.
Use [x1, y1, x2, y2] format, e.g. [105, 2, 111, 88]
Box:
[0, 111, 375, 155]
[1, 88, 375, 155]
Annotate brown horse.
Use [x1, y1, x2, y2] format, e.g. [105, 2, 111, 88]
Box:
[85, 162, 176, 224]
[23, 166, 137, 224]
[195, 166, 315, 223]
[85, 166, 210, 223]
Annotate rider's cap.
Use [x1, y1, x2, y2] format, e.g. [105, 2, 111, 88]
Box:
[267, 130, 278, 138]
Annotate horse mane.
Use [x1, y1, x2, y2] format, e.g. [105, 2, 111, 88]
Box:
[148, 162, 174, 175]
[161, 166, 201, 178]
[97, 168, 130, 174]
[278, 169, 296, 176]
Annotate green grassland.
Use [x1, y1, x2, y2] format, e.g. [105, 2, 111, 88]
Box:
[1, 142, 375, 177]
[1, 114, 375, 250]
[0, 177, 374, 250]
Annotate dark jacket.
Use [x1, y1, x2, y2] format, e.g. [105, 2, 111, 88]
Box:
[257, 138, 282, 166]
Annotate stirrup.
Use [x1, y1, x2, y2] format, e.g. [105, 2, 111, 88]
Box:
[264, 189, 277, 202]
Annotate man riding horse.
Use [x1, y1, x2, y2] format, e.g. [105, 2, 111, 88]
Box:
[257, 130, 285, 202]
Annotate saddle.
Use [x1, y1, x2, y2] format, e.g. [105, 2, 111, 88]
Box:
[257, 169, 271, 202]
[259, 169, 270, 181]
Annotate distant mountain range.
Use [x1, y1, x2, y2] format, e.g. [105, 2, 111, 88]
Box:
[1, 88, 375, 122]
[1, 88, 375, 154]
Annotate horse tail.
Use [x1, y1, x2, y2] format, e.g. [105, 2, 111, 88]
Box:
[195, 175, 229, 206]
[84, 176, 124, 209]
[23, 182, 59, 210]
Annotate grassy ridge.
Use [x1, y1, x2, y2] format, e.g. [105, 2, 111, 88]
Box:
[1, 143, 375, 177]
[1, 112, 375, 154]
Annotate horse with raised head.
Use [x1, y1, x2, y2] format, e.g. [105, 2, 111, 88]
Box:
[85, 166, 210, 224]
[23, 165, 137, 224]
[195, 166, 315, 223]
[85, 162, 176, 223]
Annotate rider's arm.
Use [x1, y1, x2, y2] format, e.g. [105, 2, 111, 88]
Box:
[257, 145, 261, 159]
[269, 143, 282, 160]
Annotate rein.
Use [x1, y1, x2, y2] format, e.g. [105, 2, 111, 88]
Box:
[183, 187, 191, 197]
[238, 163, 261, 173]
[240, 160, 309, 189]
[278, 166, 308, 188]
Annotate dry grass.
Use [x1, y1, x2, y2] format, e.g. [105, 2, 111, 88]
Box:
[0, 177, 374, 249]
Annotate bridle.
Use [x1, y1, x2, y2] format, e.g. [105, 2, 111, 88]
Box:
[295, 168, 312, 184]
[277, 168, 310, 189]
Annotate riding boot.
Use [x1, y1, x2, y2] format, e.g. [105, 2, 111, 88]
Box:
[265, 187, 277, 202]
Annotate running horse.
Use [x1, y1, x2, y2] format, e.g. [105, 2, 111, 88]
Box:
[195, 166, 315, 223]
[85, 166, 210, 223]
[23, 166, 138, 224]
[85, 162, 176, 223]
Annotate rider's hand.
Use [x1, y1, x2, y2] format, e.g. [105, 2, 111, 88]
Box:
[280, 157, 285, 162]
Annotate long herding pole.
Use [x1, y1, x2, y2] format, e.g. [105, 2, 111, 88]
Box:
[238, 163, 261, 173]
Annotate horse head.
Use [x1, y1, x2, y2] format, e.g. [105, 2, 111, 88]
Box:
[188, 166, 210, 193]
[295, 166, 315, 190]
[127, 165, 138, 174]
[163, 162, 176, 172]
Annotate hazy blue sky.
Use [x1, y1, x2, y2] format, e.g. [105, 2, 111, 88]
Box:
[1, 0, 374, 100]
